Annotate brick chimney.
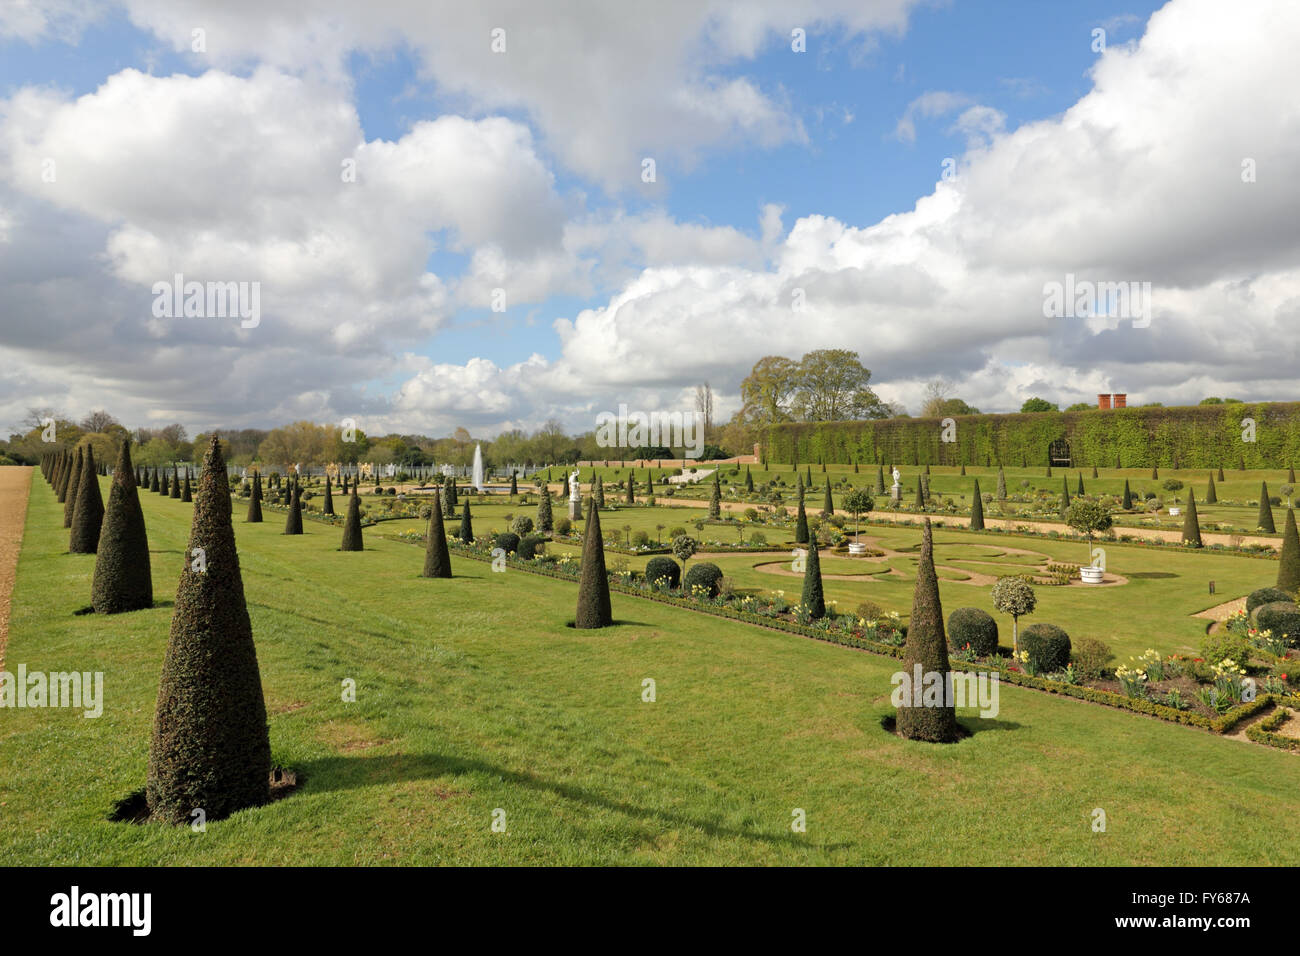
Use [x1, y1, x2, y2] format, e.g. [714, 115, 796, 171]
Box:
[1098, 394, 1112, 410]
[1113, 393, 1127, 408]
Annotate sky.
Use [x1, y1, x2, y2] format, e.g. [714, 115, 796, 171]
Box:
[1, 0, 1297, 440]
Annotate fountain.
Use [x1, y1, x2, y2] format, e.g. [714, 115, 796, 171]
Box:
[472, 444, 485, 493]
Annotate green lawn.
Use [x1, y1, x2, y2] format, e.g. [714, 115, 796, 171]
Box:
[4, 469, 1300, 865]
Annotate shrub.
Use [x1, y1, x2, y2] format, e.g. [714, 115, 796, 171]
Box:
[517, 534, 546, 560]
[511, 515, 534, 537]
[1201, 631, 1250, 667]
[494, 532, 521, 554]
[1162, 478, 1184, 491]
[668, 525, 687, 539]
[1247, 586, 1292, 613]
[645, 556, 681, 589]
[1071, 638, 1113, 681]
[855, 601, 886, 621]
[631, 530, 650, 547]
[683, 561, 723, 598]
[1020, 623, 1071, 673]
[1253, 602, 1300, 644]
[554, 516, 572, 536]
[947, 607, 998, 657]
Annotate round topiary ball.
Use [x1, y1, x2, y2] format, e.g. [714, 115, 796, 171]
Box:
[682, 561, 723, 598]
[1253, 602, 1300, 645]
[1247, 587, 1293, 614]
[645, 556, 681, 589]
[1020, 623, 1071, 673]
[947, 607, 999, 657]
[493, 532, 520, 554]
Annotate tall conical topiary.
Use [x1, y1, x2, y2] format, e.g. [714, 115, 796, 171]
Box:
[421, 492, 452, 578]
[874, 466, 885, 496]
[1151, 465, 1159, 480]
[915, 474, 925, 511]
[340, 488, 364, 551]
[960, 464, 966, 476]
[594, 475, 605, 510]
[1076, 473, 1085, 496]
[970, 478, 985, 531]
[63, 447, 83, 527]
[170, 468, 181, 499]
[996, 467, 1006, 500]
[626, 474, 636, 504]
[896, 518, 960, 742]
[69, 445, 105, 554]
[146, 435, 271, 824]
[1206, 473, 1217, 504]
[158, 466, 170, 496]
[510, 472, 518, 496]
[246, 472, 263, 522]
[1218, 465, 1225, 482]
[284, 482, 303, 535]
[55, 451, 70, 501]
[459, 501, 474, 542]
[1258, 481, 1276, 533]
[322, 475, 334, 515]
[1091, 465, 1098, 479]
[800, 531, 825, 619]
[1278, 507, 1300, 593]
[1122, 479, 1133, 510]
[181, 469, 192, 503]
[1060, 476, 1071, 516]
[537, 487, 553, 531]
[794, 478, 809, 544]
[709, 472, 721, 518]
[443, 475, 456, 517]
[93, 440, 153, 613]
[1290, 465, 1296, 484]
[805, 466, 812, 487]
[575, 498, 613, 628]
[149, 466, 160, 493]
[745, 467, 754, 492]
[1182, 488, 1202, 548]
[823, 477, 834, 515]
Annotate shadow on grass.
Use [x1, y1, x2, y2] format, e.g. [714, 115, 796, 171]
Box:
[297, 752, 830, 851]
[1128, 572, 1178, 579]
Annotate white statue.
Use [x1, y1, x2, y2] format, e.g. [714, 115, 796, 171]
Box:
[569, 470, 581, 500]
[891, 467, 901, 488]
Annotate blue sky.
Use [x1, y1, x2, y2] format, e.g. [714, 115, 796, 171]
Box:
[1, 1, 1160, 374]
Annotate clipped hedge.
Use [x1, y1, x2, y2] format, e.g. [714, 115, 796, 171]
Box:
[763, 401, 1300, 469]
[645, 556, 681, 589]
[1253, 602, 1300, 643]
[1245, 708, 1300, 750]
[683, 561, 724, 598]
[1247, 586, 1293, 614]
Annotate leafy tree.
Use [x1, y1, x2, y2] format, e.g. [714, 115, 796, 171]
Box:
[1020, 397, 1057, 413]
[147, 436, 271, 824]
[991, 575, 1037, 654]
[842, 488, 874, 539]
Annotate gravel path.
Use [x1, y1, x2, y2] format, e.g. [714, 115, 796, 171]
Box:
[0, 467, 33, 669]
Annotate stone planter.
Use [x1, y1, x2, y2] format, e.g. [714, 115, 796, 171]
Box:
[847, 542, 868, 555]
[1080, 565, 1105, 585]
[1169, 507, 1181, 516]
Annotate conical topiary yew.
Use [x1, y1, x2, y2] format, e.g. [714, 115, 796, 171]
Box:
[284, 483, 303, 535]
[170, 468, 181, 499]
[322, 475, 334, 515]
[92, 440, 153, 613]
[575, 498, 612, 628]
[340, 488, 364, 551]
[537, 488, 553, 531]
[246, 472, 263, 522]
[1182, 488, 1202, 548]
[1206, 473, 1217, 504]
[63, 447, 83, 527]
[459, 501, 474, 542]
[970, 478, 985, 531]
[1258, 482, 1277, 534]
[422, 492, 452, 578]
[800, 532, 824, 619]
[69, 445, 105, 554]
[1278, 507, 1300, 593]
[146, 435, 271, 824]
[896, 518, 960, 742]
[181, 469, 192, 502]
[823, 477, 833, 515]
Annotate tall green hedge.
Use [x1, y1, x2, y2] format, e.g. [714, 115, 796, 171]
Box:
[762, 402, 1300, 468]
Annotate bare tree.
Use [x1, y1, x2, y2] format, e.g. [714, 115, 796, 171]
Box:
[694, 382, 714, 436]
[80, 409, 120, 433]
[920, 380, 953, 419]
[537, 418, 567, 464]
[20, 406, 64, 431]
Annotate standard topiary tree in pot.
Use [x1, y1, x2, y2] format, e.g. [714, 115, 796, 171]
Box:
[842, 488, 874, 541]
[92, 439, 152, 614]
[147, 435, 271, 824]
[1065, 499, 1112, 565]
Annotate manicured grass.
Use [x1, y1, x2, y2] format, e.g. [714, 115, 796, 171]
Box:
[5, 469, 1300, 865]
